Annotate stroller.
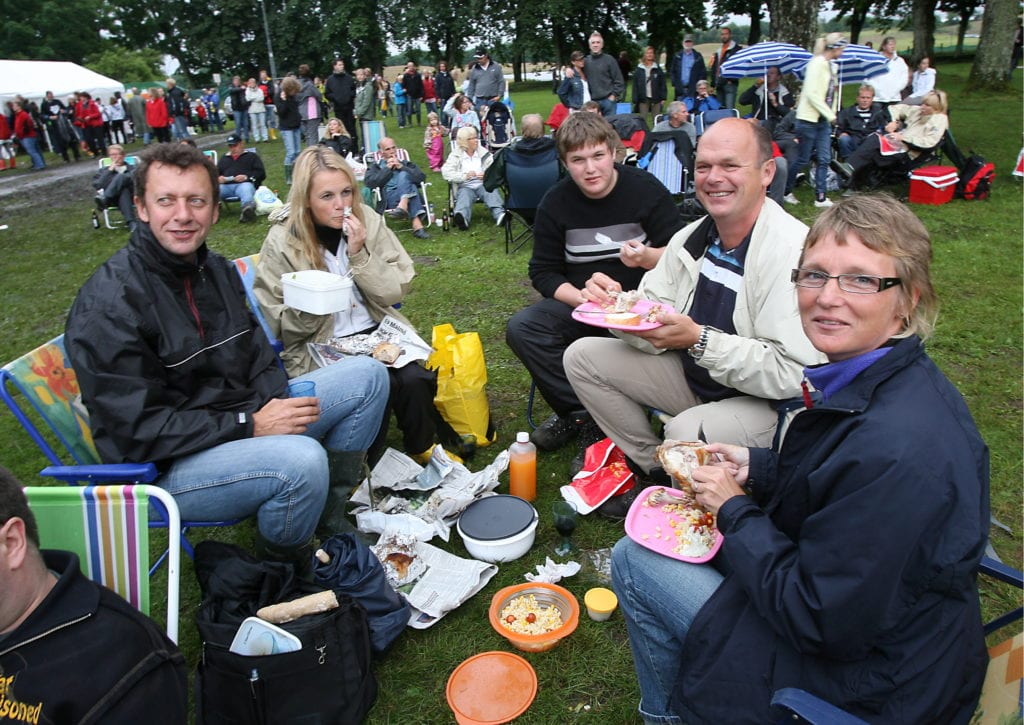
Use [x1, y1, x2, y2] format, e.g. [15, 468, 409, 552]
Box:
[484, 101, 515, 150]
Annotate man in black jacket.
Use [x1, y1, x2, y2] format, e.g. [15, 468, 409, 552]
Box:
[364, 136, 431, 239]
[217, 133, 266, 222]
[165, 78, 191, 140]
[402, 61, 425, 125]
[434, 60, 456, 105]
[65, 143, 390, 564]
[0, 468, 188, 724]
[325, 58, 358, 146]
[835, 84, 887, 159]
[92, 143, 137, 230]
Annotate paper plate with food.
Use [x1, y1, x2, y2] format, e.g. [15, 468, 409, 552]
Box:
[571, 290, 674, 331]
[625, 441, 723, 563]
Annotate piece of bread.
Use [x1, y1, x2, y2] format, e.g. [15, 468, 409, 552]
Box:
[372, 342, 402, 364]
[656, 440, 712, 495]
[605, 312, 642, 326]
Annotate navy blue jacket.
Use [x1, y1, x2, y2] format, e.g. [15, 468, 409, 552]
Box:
[672, 337, 989, 723]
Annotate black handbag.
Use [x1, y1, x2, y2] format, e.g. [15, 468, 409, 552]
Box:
[194, 542, 377, 724]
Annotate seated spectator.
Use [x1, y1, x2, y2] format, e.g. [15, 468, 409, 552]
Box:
[363, 136, 431, 239]
[0, 467, 189, 723]
[506, 112, 685, 454]
[217, 133, 266, 222]
[92, 144, 136, 230]
[737, 65, 794, 130]
[835, 84, 887, 159]
[65, 143, 390, 564]
[904, 56, 937, 104]
[772, 109, 802, 204]
[609, 195, 988, 724]
[319, 117, 354, 158]
[483, 113, 559, 192]
[442, 126, 506, 230]
[565, 119, 820, 516]
[254, 146, 461, 464]
[683, 80, 722, 114]
[652, 100, 696, 148]
[845, 89, 949, 190]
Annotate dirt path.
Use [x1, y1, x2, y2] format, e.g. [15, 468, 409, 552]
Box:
[0, 133, 231, 212]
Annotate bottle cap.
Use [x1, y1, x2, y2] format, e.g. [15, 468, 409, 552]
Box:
[516, 431, 529, 444]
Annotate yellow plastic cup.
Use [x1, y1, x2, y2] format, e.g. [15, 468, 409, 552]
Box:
[584, 587, 618, 622]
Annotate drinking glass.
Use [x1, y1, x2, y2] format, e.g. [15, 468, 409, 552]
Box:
[552, 501, 578, 557]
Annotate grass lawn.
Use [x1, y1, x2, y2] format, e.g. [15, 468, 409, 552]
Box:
[0, 62, 1020, 723]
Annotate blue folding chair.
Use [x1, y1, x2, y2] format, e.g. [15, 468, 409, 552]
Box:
[0, 336, 244, 566]
[501, 143, 561, 254]
[694, 108, 740, 137]
[233, 254, 284, 357]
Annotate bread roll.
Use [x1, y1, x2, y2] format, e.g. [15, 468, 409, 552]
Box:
[372, 342, 402, 364]
[605, 312, 642, 326]
[656, 440, 712, 495]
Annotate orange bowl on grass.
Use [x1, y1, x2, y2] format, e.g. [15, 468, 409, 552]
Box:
[488, 582, 579, 653]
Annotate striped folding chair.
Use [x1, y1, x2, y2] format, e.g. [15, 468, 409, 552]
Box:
[25, 484, 181, 642]
[361, 119, 386, 155]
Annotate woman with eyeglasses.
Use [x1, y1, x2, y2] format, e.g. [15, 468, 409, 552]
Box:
[254, 147, 463, 505]
[611, 194, 988, 724]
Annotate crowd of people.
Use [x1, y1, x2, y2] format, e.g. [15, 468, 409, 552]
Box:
[0, 32, 994, 724]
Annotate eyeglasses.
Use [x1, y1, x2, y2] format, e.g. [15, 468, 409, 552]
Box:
[791, 268, 902, 294]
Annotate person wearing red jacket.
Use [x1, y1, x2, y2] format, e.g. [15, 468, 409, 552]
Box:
[12, 101, 46, 170]
[0, 111, 15, 170]
[73, 92, 106, 157]
[145, 88, 171, 143]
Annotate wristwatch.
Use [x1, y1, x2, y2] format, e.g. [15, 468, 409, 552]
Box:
[688, 325, 711, 360]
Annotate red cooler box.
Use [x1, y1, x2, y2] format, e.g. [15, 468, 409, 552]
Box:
[909, 166, 959, 205]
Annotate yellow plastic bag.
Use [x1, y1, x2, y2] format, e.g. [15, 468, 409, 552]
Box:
[426, 324, 496, 447]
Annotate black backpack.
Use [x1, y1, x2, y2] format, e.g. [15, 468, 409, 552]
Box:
[955, 154, 996, 200]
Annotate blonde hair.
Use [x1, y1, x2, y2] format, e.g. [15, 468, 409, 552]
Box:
[286, 146, 366, 269]
[814, 32, 848, 55]
[801, 193, 937, 340]
[455, 125, 478, 150]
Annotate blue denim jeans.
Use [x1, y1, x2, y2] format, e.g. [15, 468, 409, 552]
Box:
[384, 171, 423, 217]
[172, 115, 191, 140]
[220, 181, 256, 205]
[232, 110, 249, 140]
[788, 118, 832, 197]
[281, 128, 302, 164]
[396, 101, 408, 128]
[597, 97, 616, 117]
[20, 136, 46, 169]
[611, 537, 724, 724]
[154, 357, 388, 546]
[249, 111, 268, 141]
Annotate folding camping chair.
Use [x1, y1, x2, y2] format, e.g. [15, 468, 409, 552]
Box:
[640, 129, 695, 197]
[25, 484, 182, 642]
[361, 119, 387, 156]
[501, 143, 560, 253]
[694, 108, 740, 137]
[92, 154, 139, 229]
[364, 147, 434, 228]
[0, 335, 244, 566]
[233, 254, 284, 358]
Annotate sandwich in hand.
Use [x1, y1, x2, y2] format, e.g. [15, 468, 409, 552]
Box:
[655, 440, 712, 496]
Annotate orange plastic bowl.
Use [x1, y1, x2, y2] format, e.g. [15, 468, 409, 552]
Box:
[488, 582, 579, 653]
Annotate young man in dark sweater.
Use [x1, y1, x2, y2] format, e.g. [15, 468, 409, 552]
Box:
[506, 112, 684, 453]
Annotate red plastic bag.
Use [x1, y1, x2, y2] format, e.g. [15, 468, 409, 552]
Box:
[560, 438, 634, 515]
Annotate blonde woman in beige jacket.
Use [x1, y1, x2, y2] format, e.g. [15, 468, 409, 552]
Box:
[254, 145, 459, 465]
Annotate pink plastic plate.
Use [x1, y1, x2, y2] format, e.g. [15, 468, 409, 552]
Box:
[624, 486, 723, 563]
[571, 300, 675, 331]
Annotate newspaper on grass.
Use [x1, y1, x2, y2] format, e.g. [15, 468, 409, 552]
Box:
[351, 445, 509, 542]
[372, 532, 499, 630]
[308, 315, 432, 369]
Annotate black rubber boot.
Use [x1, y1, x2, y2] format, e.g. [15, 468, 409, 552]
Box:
[255, 532, 315, 581]
[316, 450, 367, 540]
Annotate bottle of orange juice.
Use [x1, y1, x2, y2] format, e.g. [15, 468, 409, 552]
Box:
[509, 432, 537, 501]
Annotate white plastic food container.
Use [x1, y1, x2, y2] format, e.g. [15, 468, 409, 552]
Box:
[457, 495, 539, 563]
[281, 270, 353, 315]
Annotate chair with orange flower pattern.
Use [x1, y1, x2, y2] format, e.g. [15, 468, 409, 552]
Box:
[0, 334, 243, 568]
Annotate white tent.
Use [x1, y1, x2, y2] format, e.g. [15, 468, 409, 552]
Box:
[0, 60, 125, 107]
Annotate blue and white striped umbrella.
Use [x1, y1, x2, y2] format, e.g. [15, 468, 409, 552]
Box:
[833, 44, 888, 85]
[719, 42, 814, 80]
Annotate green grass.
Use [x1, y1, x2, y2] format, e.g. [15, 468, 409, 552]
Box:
[0, 62, 1020, 723]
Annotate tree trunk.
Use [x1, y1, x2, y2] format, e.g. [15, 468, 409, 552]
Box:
[746, 0, 763, 45]
[956, 11, 970, 56]
[911, 0, 938, 63]
[769, 0, 818, 50]
[969, 0, 1016, 89]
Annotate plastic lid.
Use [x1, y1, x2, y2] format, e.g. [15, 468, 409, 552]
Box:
[446, 651, 537, 724]
[585, 587, 619, 614]
[516, 431, 529, 443]
[458, 495, 536, 541]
